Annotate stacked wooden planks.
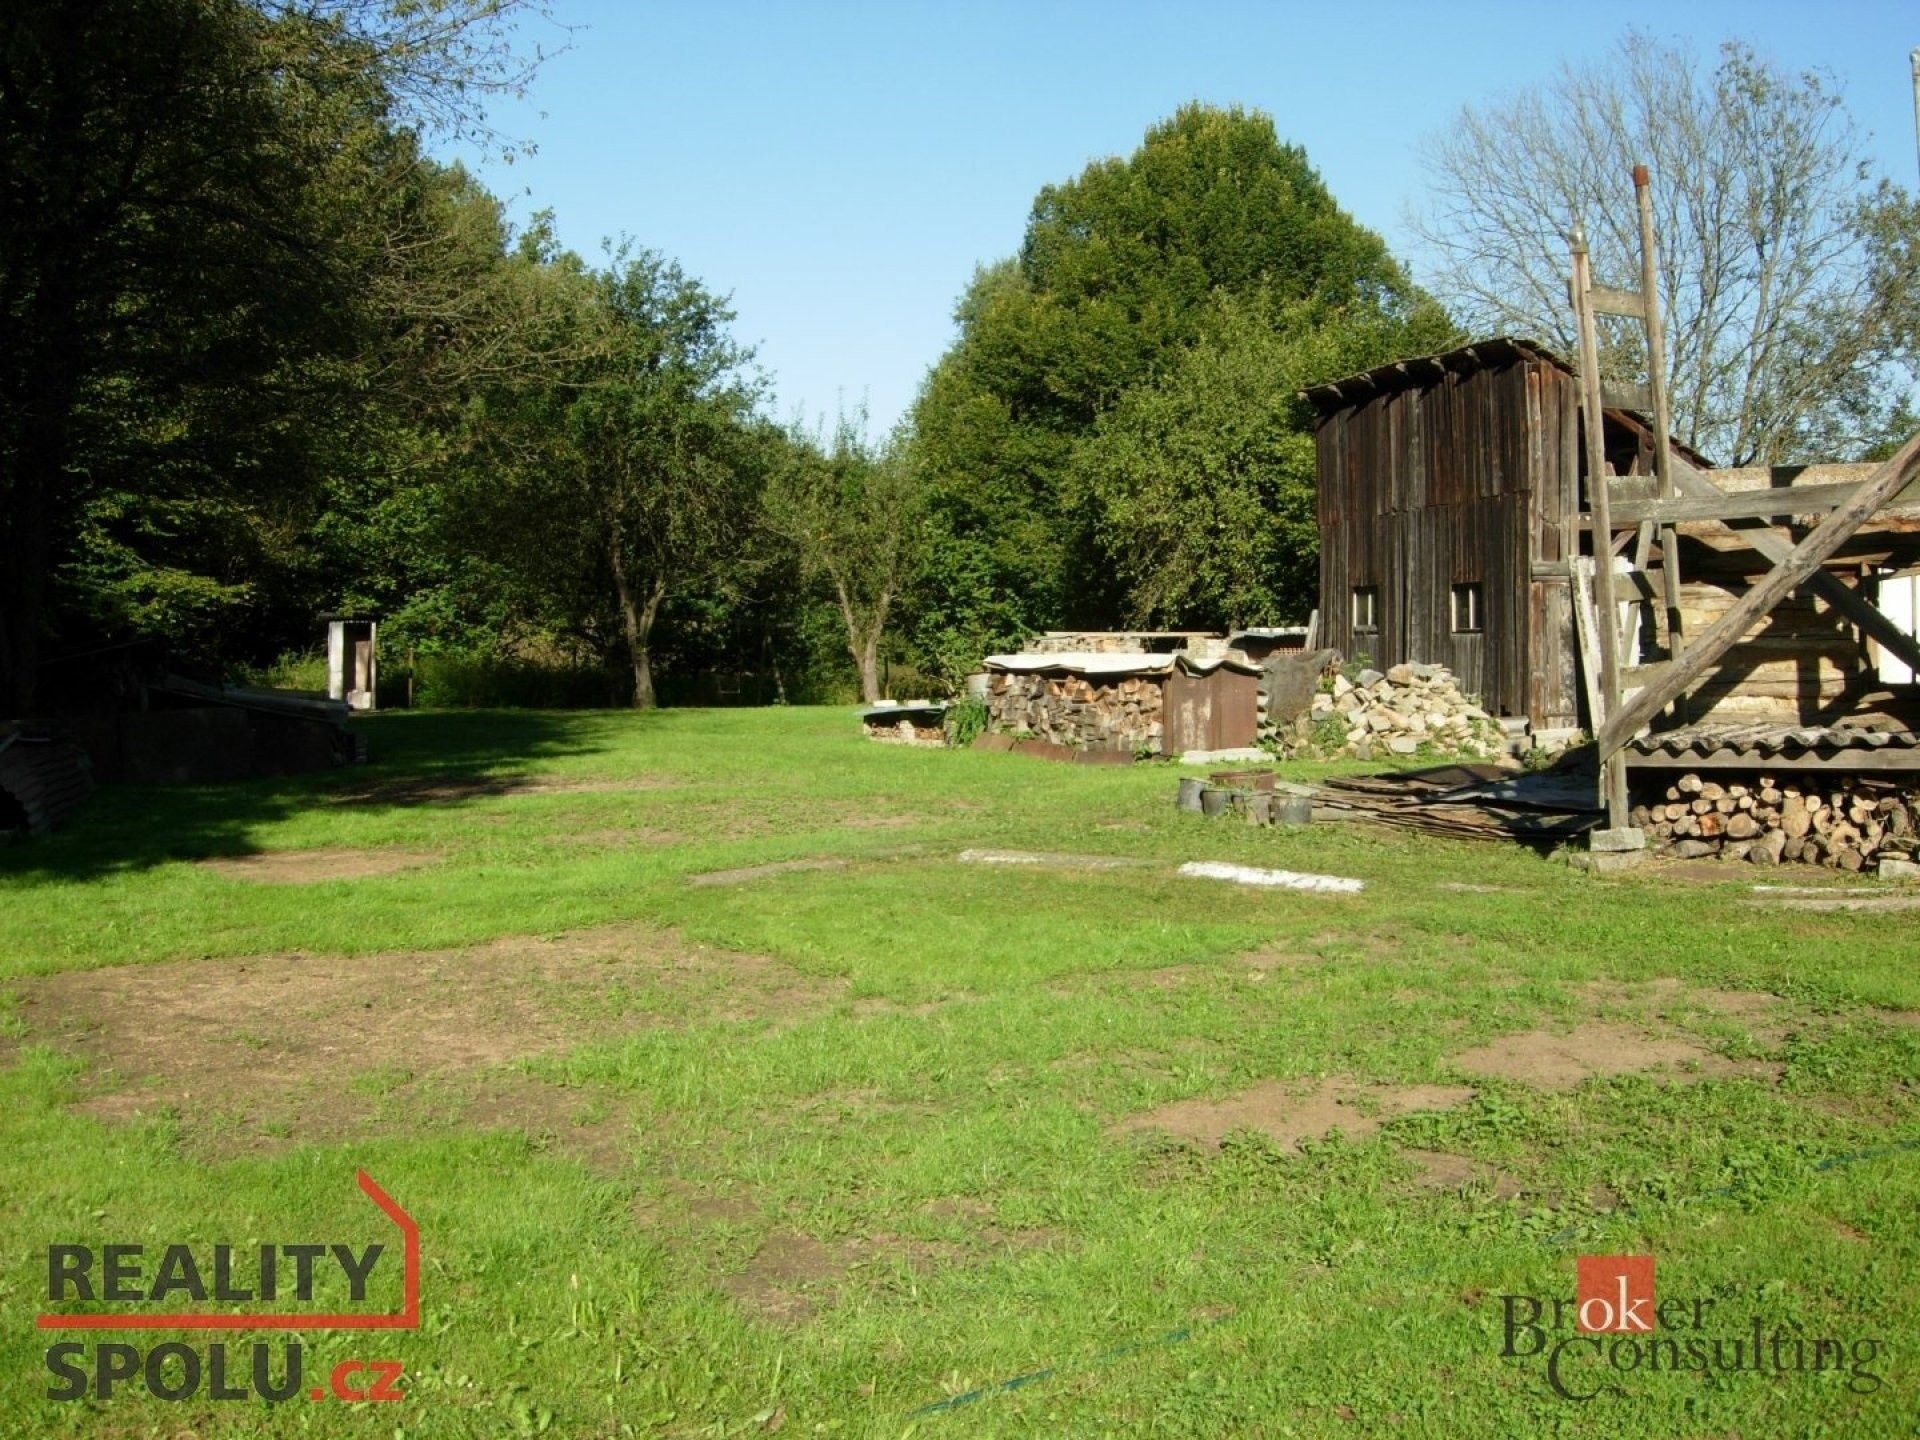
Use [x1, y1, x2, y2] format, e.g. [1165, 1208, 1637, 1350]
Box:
[1313, 765, 1602, 846]
[0, 734, 94, 838]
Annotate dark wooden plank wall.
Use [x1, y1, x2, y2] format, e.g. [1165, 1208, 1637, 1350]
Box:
[1316, 360, 1578, 724]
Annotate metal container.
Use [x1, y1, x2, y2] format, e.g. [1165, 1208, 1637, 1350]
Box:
[1175, 777, 1206, 812]
[1272, 793, 1315, 827]
[1199, 786, 1233, 818]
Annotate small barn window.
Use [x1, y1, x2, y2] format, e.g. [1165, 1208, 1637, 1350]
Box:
[1351, 587, 1378, 633]
[1451, 582, 1483, 633]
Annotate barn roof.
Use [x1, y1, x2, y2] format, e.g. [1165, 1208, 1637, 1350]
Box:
[1300, 336, 1716, 470]
[1301, 336, 1563, 411]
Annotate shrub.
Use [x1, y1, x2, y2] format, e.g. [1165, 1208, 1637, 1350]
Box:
[944, 696, 989, 748]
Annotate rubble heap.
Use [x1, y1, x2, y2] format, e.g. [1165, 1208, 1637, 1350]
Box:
[1635, 773, 1920, 871]
[1275, 661, 1505, 762]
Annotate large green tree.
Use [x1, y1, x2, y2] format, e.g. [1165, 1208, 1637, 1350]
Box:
[1072, 292, 1451, 628]
[0, 0, 551, 714]
[766, 412, 926, 703]
[487, 249, 766, 709]
[908, 103, 1446, 672]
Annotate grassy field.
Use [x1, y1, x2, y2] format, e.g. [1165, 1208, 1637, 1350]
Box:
[1, 705, 1916, 1437]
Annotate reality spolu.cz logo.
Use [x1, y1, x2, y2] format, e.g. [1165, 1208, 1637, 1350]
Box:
[1498, 1254, 1888, 1402]
[38, 1170, 416, 1405]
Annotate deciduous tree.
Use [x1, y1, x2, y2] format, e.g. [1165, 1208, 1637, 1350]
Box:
[768, 412, 925, 703]
[1411, 33, 1920, 466]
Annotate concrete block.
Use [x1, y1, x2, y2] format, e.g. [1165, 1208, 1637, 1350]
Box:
[1589, 827, 1647, 853]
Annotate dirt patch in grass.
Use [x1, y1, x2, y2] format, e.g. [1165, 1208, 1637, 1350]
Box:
[20, 923, 840, 1149]
[542, 827, 684, 848]
[197, 848, 439, 884]
[1401, 1149, 1525, 1198]
[835, 813, 926, 831]
[1115, 1079, 1473, 1150]
[1449, 1022, 1777, 1091]
[328, 774, 679, 807]
[1882, 1011, 1920, 1029]
[921, 1198, 1061, 1251]
[632, 1178, 762, 1232]
[688, 858, 848, 887]
[720, 1231, 844, 1325]
[957, 848, 1155, 871]
[849, 996, 955, 1018]
[1577, 977, 1790, 1042]
[719, 1228, 985, 1325]
[457, 1073, 633, 1173]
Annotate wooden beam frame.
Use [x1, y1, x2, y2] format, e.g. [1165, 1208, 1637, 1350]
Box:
[1668, 458, 1920, 679]
[1601, 479, 1861, 527]
[1635, 166, 1687, 666]
[1570, 235, 1632, 826]
[1598, 431, 1920, 753]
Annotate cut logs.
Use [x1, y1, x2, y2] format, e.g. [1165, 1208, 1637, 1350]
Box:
[1633, 772, 1920, 870]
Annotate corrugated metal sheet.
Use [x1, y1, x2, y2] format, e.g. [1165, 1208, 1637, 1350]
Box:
[983, 652, 1261, 677]
[1626, 723, 1920, 759]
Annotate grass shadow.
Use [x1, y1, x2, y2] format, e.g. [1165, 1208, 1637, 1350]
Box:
[0, 709, 619, 882]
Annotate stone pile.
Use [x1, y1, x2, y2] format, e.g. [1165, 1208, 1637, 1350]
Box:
[985, 671, 1162, 754]
[1276, 662, 1505, 762]
[1635, 774, 1920, 871]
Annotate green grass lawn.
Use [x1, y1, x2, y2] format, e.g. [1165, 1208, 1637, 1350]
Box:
[1, 705, 1916, 1437]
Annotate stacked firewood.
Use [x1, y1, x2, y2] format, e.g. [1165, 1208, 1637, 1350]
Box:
[1633, 773, 1920, 869]
[985, 672, 1162, 752]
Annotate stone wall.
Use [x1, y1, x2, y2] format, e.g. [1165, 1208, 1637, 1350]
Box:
[986, 671, 1163, 753]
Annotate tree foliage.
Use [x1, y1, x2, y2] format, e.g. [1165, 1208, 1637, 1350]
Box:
[767, 411, 925, 702]
[1072, 293, 1451, 628]
[909, 103, 1447, 673]
[0, 0, 555, 712]
[474, 249, 766, 708]
[2, 35, 1455, 715]
[1411, 33, 1920, 466]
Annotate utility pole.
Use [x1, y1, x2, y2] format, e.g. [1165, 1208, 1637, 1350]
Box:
[1912, 48, 1920, 183]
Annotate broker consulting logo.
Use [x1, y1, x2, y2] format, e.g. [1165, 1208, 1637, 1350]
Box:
[37, 1170, 417, 1405]
[1498, 1254, 1888, 1402]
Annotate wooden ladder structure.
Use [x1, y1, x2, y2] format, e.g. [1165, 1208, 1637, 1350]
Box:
[1570, 165, 1920, 838]
[1569, 164, 1684, 829]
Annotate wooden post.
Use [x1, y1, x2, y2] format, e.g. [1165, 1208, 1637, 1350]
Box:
[1571, 232, 1631, 828]
[1635, 165, 1686, 670]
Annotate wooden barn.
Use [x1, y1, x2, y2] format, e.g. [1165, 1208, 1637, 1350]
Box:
[1306, 338, 1690, 730]
[1303, 337, 1920, 772]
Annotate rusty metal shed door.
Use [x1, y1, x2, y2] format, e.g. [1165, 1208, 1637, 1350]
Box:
[1163, 670, 1259, 753]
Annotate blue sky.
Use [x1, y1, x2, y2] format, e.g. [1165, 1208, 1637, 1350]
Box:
[446, 1, 1920, 432]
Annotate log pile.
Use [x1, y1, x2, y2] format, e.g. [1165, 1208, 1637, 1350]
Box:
[1275, 661, 1505, 762]
[985, 671, 1162, 753]
[1634, 773, 1920, 869]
